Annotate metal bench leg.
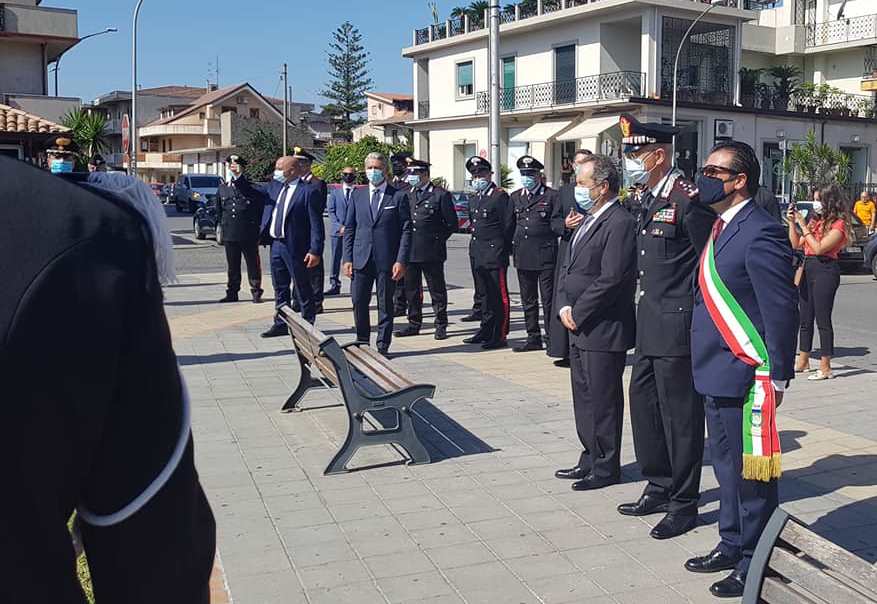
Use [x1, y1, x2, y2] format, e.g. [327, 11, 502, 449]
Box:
[281, 353, 322, 413]
[398, 406, 431, 466]
[324, 414, 362, 475]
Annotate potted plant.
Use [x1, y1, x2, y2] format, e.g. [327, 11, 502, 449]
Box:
[769, 65, 800, 111]
[739, 67, 764, 109]
[796, 82, 816, 113]
[816, 83, 833, 116]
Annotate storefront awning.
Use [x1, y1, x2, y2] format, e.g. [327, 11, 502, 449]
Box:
[555, 115, 620, 142]
[509, 119, 574, 143]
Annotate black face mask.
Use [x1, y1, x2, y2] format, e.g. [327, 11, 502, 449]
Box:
[695, 174, 732, 205]
[341, 173, 356, 184]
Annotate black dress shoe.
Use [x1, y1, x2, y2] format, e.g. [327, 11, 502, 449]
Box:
[324, 287, 341, 296]
[219, 293, 239, 303]
[481, 340, 507, 350]
[571, 474, 619, 491]
[617, 494, 670, 517]
[395, 325, 420, 337]
[553, 358, 570, 368]
[393, 308, 407, 318]
[377, 347, 391, 358]
[709, 569, 746, 598]
[513, 339, 543, 353]
[555, 466, 589, 480]
[685, 549, 742, 574]
[460, 313, 482, 322]
[315, 305, 325, 315]
[434, 325, 448, 340]
[463, 334, 486, 344]
[291, 303, 301, 312]
[261, 324, 288, 338]
[252, 291, 264, 304]
[650, 512, 697, 540]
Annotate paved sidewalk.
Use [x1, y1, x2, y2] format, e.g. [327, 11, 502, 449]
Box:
[165, 274, 877, 604]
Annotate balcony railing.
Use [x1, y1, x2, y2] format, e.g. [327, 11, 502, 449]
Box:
[663, 86, 877, 119]
[475, 71, 645, 113]
[806, 13, 877, 47]
[418, 100, 430, 119]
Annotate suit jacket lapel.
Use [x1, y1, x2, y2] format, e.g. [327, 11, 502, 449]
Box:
[375, 185, 395, 222]
[715, 201, 754, 256]
[571, 203, 617, 263]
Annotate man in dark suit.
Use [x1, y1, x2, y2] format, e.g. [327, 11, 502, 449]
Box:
[390, 152, 413, 317]
[616, 114, 715, 541]
[1, 159, 215, 603]
[510, 155, 563, 353]
[684, 141, 797, 598]
[260, 155, 325, 336]
[326, 166, 356, 295]
[216, 154, 265, 303]
[343, 152, 412, 355]
[555, 154, 636, 491]
[296, 148, 328, 313]
[394, 157, 457, 340]
[462, 156, 515, 350]
[547, 149, 591, 368]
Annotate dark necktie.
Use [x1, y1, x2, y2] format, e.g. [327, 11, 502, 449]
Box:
[272, 183, 290, 239]
[344, 187, 351, 203]
[712, 217, 725, 242]
[371, 188, 381, 219]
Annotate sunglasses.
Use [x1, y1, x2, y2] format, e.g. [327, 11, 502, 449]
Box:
[698, 165, 741, 179]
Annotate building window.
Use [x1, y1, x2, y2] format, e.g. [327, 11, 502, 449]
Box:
[502, 56, 516, 110]
[249, 108, 260, 119]
[554, 45, 576, 104]
[168, 139, 173, 151]
[199, 112, 205, 119]
[206, 162, 214, 174]
[660, 17, 735, 107]
[456, 60, 474, 99]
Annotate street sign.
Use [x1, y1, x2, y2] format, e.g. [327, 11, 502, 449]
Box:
[121, 114, 130, 157]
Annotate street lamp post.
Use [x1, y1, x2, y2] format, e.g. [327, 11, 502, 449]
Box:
[52, 27, 117, 96]
[131, 0, 145, 178]
[672, 0, 725, 163]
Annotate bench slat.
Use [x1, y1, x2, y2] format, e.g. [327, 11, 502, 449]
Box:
[761, 576, 827, 604]
[346, 346, 415, 389]
[780, 521, 877, 598]
[769, 546, 876, 603]
[346, 351, 403, 393]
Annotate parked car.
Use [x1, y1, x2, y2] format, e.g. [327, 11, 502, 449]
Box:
[193, 203, 217, 240]
[780, 200, 870, 271]
[452, 191, 470, 232]
[865, 234, 877, 278]
[172, 174, 223, 213]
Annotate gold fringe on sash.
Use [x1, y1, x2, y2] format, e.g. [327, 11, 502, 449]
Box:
[742, 453, 782, 482]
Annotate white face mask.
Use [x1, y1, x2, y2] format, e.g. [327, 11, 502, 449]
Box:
[812, 200, 823, 215]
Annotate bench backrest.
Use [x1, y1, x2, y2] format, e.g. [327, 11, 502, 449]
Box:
[278, 306, 338, 383]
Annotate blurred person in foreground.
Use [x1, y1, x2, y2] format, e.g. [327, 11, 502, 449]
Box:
[0, 158, 215, 603]
[788, 184, 850, 380]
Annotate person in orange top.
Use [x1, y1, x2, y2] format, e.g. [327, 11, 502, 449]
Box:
[788, 184, 849, 380]
[853, 190, 876, 234]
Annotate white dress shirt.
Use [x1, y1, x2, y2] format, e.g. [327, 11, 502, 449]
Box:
[269, 177, 299, 237]
[369, 180, 388, 215]
[560, 198, 618, 319]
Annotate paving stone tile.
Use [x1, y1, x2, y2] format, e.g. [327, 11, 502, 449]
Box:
[377, 571, 456, 602]
[466, 516, 532, 540]
[306, 581, 387, 604]
[288, 539, 358, 568]
[297, 559, 371, 591]
[443, 561, 520, 593]
[396, 509, 459, 531]
[271, 506, 335, 530]
[225, 571, 307, 604]
[363, 550, 437, 579]
[425, 541, 497, 570]
[485, 532, 555, 559]
[382, 494, 447, 515]
[540, 525, 607, 551]
[504, 551, 579, 581]
[409, 523, 478, 549]
[525, 573, 606, 604]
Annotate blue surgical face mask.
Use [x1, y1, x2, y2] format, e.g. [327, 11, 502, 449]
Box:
[273, 169, 286, 183]
[50, 159, 74, 174]
[574, 186, 595, 212]
[472, 177, 491, 192]
[366, 168, 385, 186]
[623, 153, 654, 187]
[695, 174, 731, 206]
[405, 174, 422, 187]
[520, 175, 539, 191]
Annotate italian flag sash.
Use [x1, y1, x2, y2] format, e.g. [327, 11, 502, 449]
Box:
[698, 233, 782, 482]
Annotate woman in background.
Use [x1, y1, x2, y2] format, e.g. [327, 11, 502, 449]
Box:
[788, 184, 849, 380]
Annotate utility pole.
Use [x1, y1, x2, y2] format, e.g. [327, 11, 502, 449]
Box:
[488, 3, 501, 186]
[131, 0, 145, 178]
[282, 63, 289, 155]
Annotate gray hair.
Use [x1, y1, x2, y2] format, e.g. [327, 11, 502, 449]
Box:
[364, 152, 387, 168]
[583, 154, 620, 195]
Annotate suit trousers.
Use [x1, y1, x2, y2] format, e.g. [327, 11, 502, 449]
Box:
[404, 261, 449, 329]
[629, 354, 704, 514]
[294, 262, 325, 308]
[224, 240, 262, 295]
[704, 395, 778, 573]
[271, 240, 316, 324]
[352, 257, 396, 350]
[329, 235, 343, 289]
[473, 265, 509, 345]
[517, 267, 555, 344]
[569, 346, 626, 481]
[393, 277, 407, 313]
[470, 255, 484, 315]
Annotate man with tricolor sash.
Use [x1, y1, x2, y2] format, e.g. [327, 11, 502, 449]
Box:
[684, 141, 798, 599]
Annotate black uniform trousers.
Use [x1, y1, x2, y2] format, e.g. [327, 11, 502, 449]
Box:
[629, 354, 704, 514]
[352, 257, 397, 350]
[224, 240, 262, 295]
[394, 277, 407, 313]
[517, 267, 554, 344]
[473, 265, 509, 344]
[469, 255, 484, 316]
[570, 346, 626, 480]
[799, 256, 840, 356]
[405, 262, 449, 329]
[705, 395, 778, 573]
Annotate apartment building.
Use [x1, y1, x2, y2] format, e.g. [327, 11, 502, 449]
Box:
[404, 0, 877, 195]
[352, 92, 415, 144]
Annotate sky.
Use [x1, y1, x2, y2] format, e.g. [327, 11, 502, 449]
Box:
[51, 0, 464, 107]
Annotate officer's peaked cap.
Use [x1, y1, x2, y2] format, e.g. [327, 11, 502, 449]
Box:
[620, 113, 679, 153]
[466, 156, 492, 174]
[516, 155, 543, 172]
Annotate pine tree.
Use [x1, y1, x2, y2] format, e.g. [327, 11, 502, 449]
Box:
[321, 22, 373, 142]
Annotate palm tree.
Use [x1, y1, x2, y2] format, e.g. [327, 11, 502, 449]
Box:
[60, 109, 108, 165]
[467, 0, 489, 26]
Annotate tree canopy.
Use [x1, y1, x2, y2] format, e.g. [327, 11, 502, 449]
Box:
[320, 21, 373, 142]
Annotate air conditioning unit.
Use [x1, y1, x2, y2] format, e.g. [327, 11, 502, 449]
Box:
[715, 119, 734, 140]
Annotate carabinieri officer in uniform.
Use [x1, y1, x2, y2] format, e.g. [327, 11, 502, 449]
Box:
[394, 157, 457, 341]
[510, 155, 563, 353]
[462, 156, 515, 350]
[617, 113, 716, 540]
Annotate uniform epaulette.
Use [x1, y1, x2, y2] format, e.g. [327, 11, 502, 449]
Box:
[675, 178, 699, 199]
[496, 188, 506, 193]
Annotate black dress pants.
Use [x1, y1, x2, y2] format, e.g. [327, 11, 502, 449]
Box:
[569, 346, 626, 481]
[294, 262, 325, 309]
[799, 256, 840, 356]
[517, 267, 555, 344]
[224, 240, 262, 295]
[629, 354, 704, 514]
[470, 255, 484, 316]
[394, 277, 407, 313]
[473, 265, 509, 345]
[405, 261, 449, 329]
[352, 258, 396, 350]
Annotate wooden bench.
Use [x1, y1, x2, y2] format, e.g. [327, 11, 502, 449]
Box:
[744, 507, 877, 603]
[278, 306, 433, 475]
